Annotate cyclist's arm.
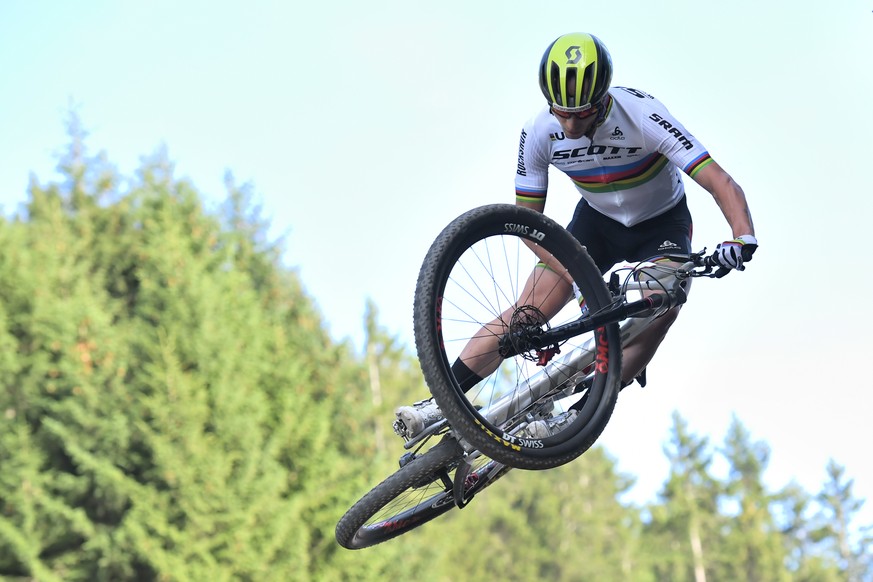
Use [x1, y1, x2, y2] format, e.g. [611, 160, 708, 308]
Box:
[692, 161, 755, 238]
[512, 114, 576, 283]
[640, 100, 755, 238]
[515, 191, 573, 285]
[514, 113, 551, 214]
[516, 198, 545, 213]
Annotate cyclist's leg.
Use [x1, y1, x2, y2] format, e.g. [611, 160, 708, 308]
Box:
[620, 196, 694, 385]
[620, 268, 690, 384]
[449, 201, 604, 392]
[455, 264, 574, 383]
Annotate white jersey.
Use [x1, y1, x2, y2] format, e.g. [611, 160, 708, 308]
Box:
[515, 87, 714, 227]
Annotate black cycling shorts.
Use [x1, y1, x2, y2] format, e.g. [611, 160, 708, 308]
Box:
[566, 196, 693, 274]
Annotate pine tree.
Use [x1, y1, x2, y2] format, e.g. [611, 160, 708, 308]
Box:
[645, 412, 723, 582]
[0, 124, 376, 579]
[812, 460, 873, 582]
[773, 481, 843, 581]
[717, 416, 788, 582]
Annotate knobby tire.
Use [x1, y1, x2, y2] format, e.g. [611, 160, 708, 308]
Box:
[335, 439, 462, 549]
[414, 204, 622, 470]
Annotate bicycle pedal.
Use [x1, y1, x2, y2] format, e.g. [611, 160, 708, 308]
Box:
[392, 419, 410, 439]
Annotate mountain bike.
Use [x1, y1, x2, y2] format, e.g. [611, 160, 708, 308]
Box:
[336, 203, 730, 549]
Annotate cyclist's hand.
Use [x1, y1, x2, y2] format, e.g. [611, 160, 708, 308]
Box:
[713, 235, 758, 271]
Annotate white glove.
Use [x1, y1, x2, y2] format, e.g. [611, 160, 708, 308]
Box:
[713, 235, 758, 271]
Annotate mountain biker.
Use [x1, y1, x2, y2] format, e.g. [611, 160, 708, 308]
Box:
[396, 32, 757, 438]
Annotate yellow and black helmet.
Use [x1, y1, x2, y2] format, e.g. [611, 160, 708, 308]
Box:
[538, 33, 613, 111]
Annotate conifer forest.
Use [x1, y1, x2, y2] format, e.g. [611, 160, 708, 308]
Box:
[1, 126, 870, 581]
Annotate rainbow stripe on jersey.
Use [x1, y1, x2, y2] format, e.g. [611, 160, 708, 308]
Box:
[683, 153, 713, 178]
[564, 152, 669, 194]
[515, 186, 547, 204]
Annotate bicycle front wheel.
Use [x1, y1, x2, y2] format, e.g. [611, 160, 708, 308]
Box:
[414, 204, 622, 470]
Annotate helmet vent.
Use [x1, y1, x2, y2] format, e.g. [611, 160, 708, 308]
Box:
[580, 63, 595, 106]
[549, 62, 563, 106]
[565, 68, 577, 108]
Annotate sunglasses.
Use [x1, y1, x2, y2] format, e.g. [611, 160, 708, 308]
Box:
[551, 105, 599, 120]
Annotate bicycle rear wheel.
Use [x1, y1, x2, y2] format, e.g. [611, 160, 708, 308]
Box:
[335, 438, 509, 549]
[414, 204, 622, 470]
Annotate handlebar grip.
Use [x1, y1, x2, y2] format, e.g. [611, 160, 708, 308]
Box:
[703, 254, 732, 279]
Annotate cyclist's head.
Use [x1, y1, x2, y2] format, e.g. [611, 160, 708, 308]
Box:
[538, 33, 613, 114]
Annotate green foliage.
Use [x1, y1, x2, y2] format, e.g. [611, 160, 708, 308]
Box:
[641, 414, 859, 582]
[718, 416, 789, 582]
[421, 446, 641, 581]
[645, 412, 724, 582]
[0, 124, 869, 581]
[0, 126, 366, 580]
[811, 461, 873, 582]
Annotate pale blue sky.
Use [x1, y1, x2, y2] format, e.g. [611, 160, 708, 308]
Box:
[2, 0, 872, 531]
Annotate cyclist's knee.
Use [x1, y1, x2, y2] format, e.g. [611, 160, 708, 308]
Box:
[636, 307, 680, 342]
